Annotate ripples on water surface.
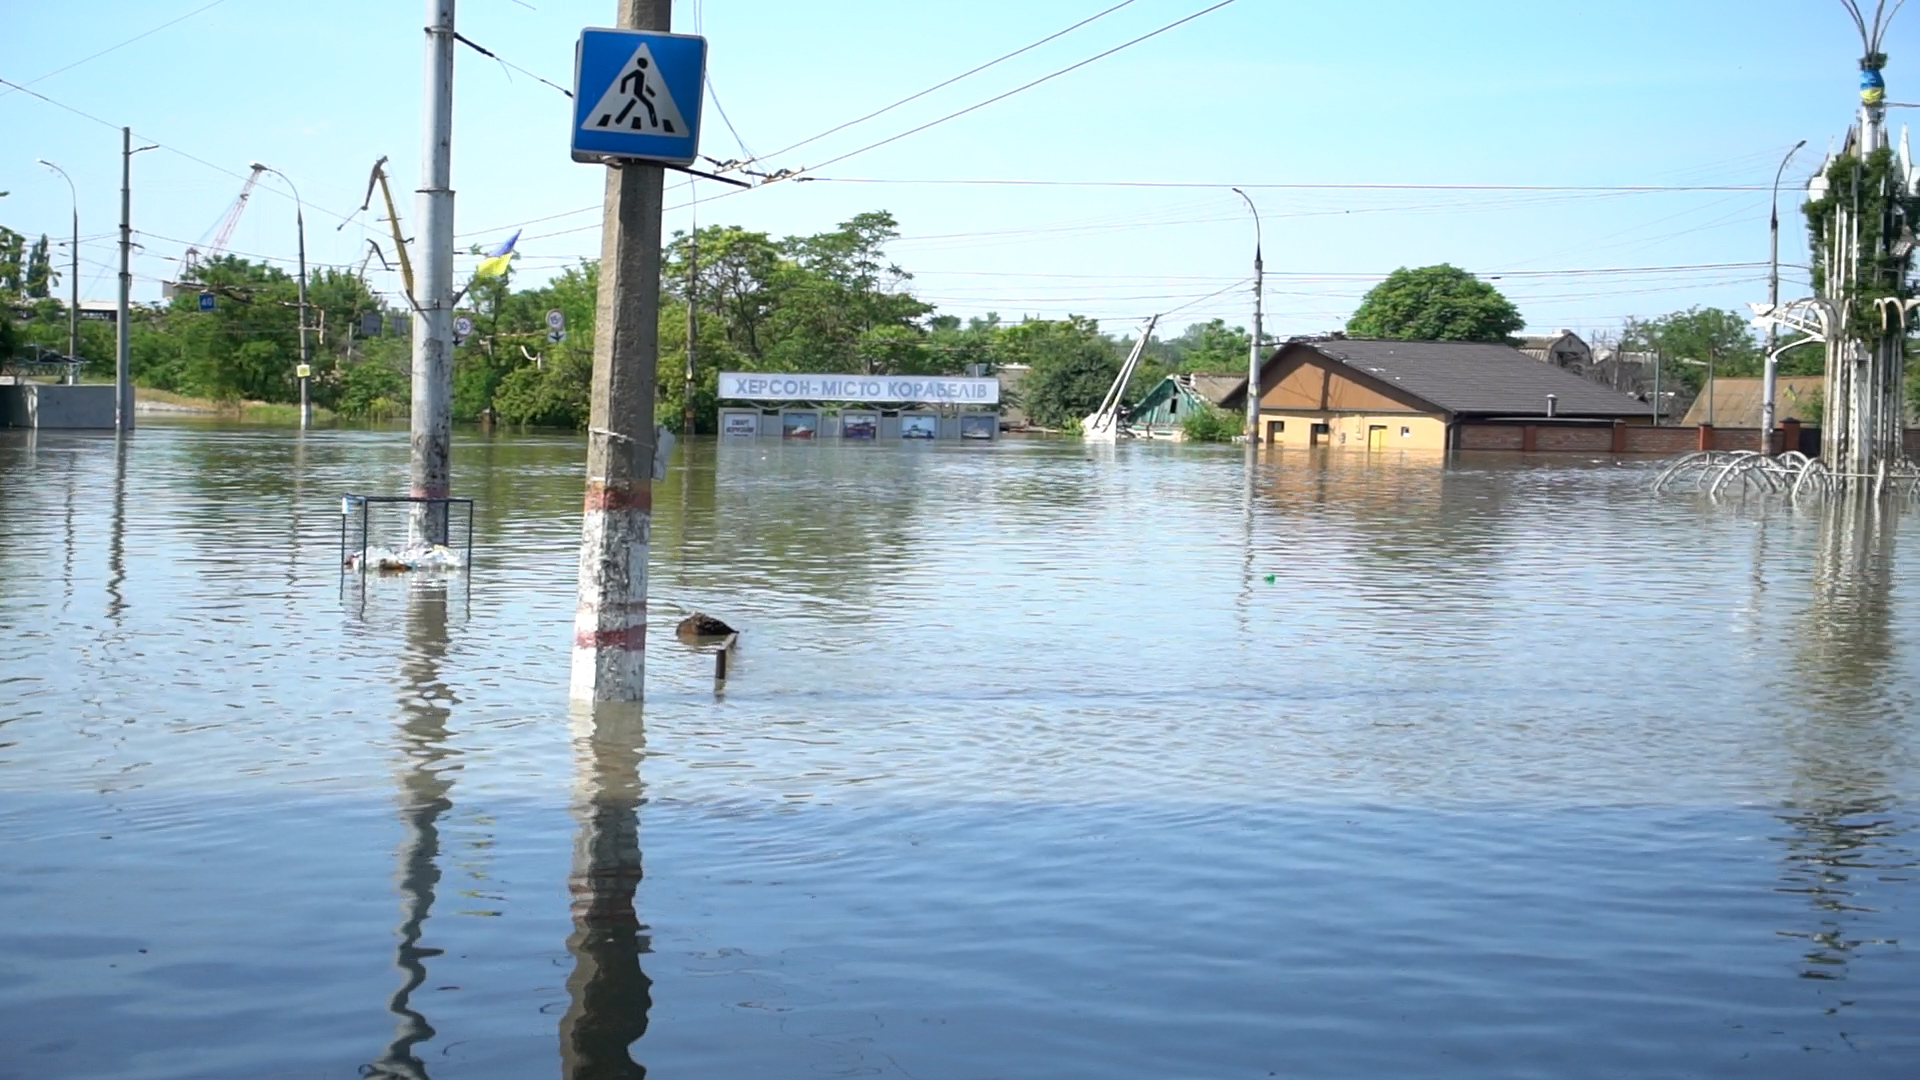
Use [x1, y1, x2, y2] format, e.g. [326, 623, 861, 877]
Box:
[1, 423, 1916, 1078]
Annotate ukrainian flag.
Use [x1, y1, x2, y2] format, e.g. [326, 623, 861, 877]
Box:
[476, 229, 520, 278]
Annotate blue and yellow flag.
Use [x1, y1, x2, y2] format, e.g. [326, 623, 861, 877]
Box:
[475, 229, 520, 278]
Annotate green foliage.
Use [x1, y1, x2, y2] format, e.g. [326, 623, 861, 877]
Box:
[1179, 403, 1241, 442]
[24, 235, 54, 299]
[1619, 307, 1764, 393]
[335, 337, 410, 421]
[1156, 318, 1251, 373]
[999, 315, 1124, 428]
[1346, 264, 1524, 342]
[1803, 147, 1920, 340]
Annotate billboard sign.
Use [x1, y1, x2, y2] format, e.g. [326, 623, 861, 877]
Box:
[718, 372, 998, 406]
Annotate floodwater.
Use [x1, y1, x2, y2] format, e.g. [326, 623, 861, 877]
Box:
[1, 423, 1916, 1079]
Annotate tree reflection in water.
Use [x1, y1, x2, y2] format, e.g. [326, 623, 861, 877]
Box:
[559, 702, 652, 1080]
[1781, 497, 1916, 981]
[364, 580, 459, 1080]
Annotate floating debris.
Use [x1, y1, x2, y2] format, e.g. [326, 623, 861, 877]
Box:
[676, 611, 736, 641]
[346, 544, 465, 573]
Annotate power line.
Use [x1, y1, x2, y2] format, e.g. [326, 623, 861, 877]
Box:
[794, 0, 1241, 176]
[0, 0, 229, 100]
[453, 32, 574, 98]
[798, 177, 1771, 193]
[755, 0, 1142, 164]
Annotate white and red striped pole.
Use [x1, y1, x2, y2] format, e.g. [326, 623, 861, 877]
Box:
[571, 0, 669, 702]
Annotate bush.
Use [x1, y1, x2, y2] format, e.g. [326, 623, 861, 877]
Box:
[1180, 404, 1240, 443]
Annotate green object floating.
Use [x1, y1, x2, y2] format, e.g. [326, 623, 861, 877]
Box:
[1264, 574, 1276, 585]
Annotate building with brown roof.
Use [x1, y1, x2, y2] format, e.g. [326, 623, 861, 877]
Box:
[1222, 336, 1655, 451]
[1678, 376, 1823, 428]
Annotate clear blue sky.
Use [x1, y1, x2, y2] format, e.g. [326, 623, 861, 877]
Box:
[1, 0, 1907, 342]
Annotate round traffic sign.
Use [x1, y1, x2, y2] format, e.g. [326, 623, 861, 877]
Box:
[545, 308, 565, 331]
[453, 315, 474, 338]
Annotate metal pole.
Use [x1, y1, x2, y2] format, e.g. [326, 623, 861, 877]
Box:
[683, 208, 697, 437]
[1232, 187, 1263, 444]
[39, 161, 79, 380]
[1762, 140, 1806, 454]
[117, 128, 133, 434]
[296, 204, 311, 427]
[412, 0, 457, 545]
[571, 0, 669, 703]
[1652, 350, 1661, 426]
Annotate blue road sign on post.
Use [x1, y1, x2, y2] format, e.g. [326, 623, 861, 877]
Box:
[571, 28, 706, 166]
[198, 292, 215, 312]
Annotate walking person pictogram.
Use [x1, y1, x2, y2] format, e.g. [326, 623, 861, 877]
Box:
[596, 54, 677, 134]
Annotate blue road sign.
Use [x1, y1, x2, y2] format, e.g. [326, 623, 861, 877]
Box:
[198, 292, 215, 312]
[571, 28, 706, 166]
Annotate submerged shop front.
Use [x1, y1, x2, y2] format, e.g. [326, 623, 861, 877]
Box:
[716, 372, 1001, 441]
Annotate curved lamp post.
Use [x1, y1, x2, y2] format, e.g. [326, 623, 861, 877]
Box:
[251, 162, 312, 427]
[37, 159, 79, 381]
[1231, 187, 1264, 445]
[1763, 139, 1808, 453]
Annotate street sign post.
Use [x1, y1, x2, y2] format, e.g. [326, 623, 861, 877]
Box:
[570, 28, 706, 166]
[198, 292, 215, 312]
[453, 314, 473, 344]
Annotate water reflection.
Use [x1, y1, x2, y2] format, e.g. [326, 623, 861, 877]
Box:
[559, 703, 652, 1079]
[107, 437, 128, 624]
[364, 583, 460, 1079]
[1780, 497, 1916, 980]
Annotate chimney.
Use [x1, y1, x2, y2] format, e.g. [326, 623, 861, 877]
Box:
[1545, 394, 1559, 418]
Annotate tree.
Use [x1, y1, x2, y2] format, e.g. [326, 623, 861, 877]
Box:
[24, 235, 54, 299]
[1620, 307, 1765, 393]
[1158, 318, 1250, 372]
[1001, 315, 1124, 428]
[1346, 264, 1523, 342]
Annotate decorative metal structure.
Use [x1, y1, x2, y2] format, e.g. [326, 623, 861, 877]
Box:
[1705, 1, 1920, 499]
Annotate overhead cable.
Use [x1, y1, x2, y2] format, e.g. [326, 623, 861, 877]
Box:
[755, 0, 1141, 163]
[793, 0, 1241, 176]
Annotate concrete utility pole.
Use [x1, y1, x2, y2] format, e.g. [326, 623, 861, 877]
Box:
[117, 130, 157, 434]
[1232, 188, 1264, 444]
[255, 164, 312, 427]
[1760, 139, 1806, 454]
[37, 160, 78, 381]
[571, 0, 670, 702]
[412, 0, 458, 545]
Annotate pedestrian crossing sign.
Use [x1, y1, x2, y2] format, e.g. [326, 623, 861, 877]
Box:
[571, 28, 706, 166]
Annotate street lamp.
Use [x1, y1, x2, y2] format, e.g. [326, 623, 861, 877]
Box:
[37, 159, 79, 383]
[250, 162, 312, 427]
[1231, 187, 1264, 446]
[1763, 139, 1807, 454]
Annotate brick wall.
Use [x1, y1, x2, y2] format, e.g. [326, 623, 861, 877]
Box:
[1619, 426, 1703, 455]
[1535, 426, 1614, 452]
[1457, 424, 1524, 450]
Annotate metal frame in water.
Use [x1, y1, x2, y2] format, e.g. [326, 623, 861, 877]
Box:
[337, 493, 476, 572]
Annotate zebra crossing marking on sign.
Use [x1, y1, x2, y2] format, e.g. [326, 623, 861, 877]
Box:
[571, 28, 706, 166]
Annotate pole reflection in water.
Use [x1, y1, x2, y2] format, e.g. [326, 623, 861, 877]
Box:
[107, 436, 128, 624]
[364, 580, 460, 1080]
[559, 702, 652, 1080]
[1780, 496, 1916, 981]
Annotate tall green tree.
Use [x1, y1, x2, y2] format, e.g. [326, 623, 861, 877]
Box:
[1620, 307, 1766, 392]
[23, 235, 54, 299]
[1002, 315, 1125, 428]
[1347, 264, 1523, 342]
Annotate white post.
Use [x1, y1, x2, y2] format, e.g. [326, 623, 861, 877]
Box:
[412, 0, 457, 544]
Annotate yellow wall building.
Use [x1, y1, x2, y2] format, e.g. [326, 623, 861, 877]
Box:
[1224, 337, 1655, 451]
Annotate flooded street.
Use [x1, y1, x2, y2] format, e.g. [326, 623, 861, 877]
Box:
[2, 423, 1916, 1078]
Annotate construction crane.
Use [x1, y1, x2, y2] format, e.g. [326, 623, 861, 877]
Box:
[167, 163, 266, 292]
